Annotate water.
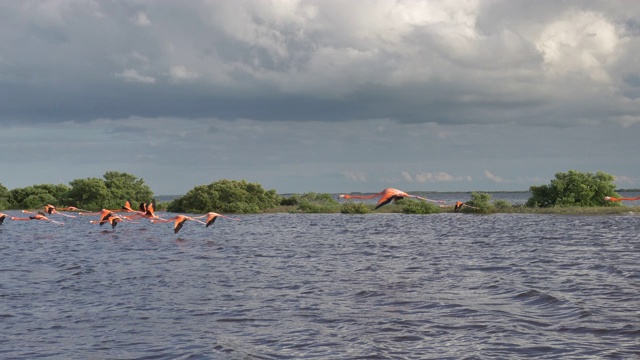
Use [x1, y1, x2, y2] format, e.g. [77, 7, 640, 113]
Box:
[1, 211, 639, 359]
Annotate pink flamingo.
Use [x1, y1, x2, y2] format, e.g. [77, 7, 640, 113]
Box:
[339, 188, 446, 209]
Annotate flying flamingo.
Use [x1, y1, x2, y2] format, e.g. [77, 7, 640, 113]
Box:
[120, 202, 162, 221]
[89, 209, 135, 229]
[90, 214, 123, 229]
[454, 201, 478, 211]
[192, 212, 241, 227]
[339, 188, 446, 209]
[54, 206, 91, 212]
[76, 200, 136, 216]
[151, 215, 206, 234]
[20, 204, 76, 217]
[604, 196, 640, 202]
[11, 213, 64, 225]
[33, 204, 76, 218]
[137, 203, 162, 220]
[121, 200, 135, 212]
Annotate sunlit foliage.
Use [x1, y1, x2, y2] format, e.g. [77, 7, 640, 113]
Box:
[66, 178, 111, 210]
[168, 179, 280, 214]
[340, 202, 371, 214]
[526, 170, 618, 207]
[0, 183, 11, 210]
[492, 199, 512, 209]
[293, 192, 340, 213]
[465, 192, 492, 213]
[9, 184, 70, 209]
[399, 199, 442, 214]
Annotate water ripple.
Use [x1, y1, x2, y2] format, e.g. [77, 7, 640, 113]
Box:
[0, 212, 639, 358]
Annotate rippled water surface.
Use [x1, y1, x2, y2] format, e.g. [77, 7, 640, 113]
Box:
[1, 212, 639, 359]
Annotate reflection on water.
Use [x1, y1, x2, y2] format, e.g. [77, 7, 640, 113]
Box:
[0, 212, 639, 359]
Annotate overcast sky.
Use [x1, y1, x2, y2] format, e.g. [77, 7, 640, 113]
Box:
[1, 0, 639, 195]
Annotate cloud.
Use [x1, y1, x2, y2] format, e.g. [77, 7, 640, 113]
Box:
[0, 1, 638, 127]
[612, 115, 640, 128]
[169, 65, 199, 82]
[404, 171, 472, 183]
[536, 10, 620, 83]
[133, 12, 151, 26]
[484, 170, 509, 183]
[1, 1, 640, 194]
[613, 175, 639, 186]
[115, 69, 156, 84]
[343, 171, 367, 182]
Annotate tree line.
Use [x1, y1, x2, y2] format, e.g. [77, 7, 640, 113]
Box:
[0, 170, 626, 213]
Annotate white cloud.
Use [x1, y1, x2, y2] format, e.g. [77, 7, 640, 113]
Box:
[409, 172, 472, 183]
[115, 69, 156, 84]
[133, 12, 151, 26]
[169, 65, 199, 82]
[613, 175, 639, 186]
[612, 115, 640, 128]
[536, 10, 620, 83]
[484, 170, 509, 183]
[343, 171, 367, 182]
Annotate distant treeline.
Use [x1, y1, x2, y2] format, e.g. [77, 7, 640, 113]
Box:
[0, 170, 628, 214]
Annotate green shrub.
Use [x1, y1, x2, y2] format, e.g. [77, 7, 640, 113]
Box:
[466, 192, 492, 213]
[341, 202, 371, 214]
[0, 183, 10, 210]
[400, 199, 442, 214]
[526, 170, 618, 207]
[295, 192, 340, 213]
[493, 199, 512, 209]
[280, 196, 299, 206]
[168, 179, 280, 214]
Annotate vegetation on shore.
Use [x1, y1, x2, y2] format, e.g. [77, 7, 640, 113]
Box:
[0, 170, 637, 215]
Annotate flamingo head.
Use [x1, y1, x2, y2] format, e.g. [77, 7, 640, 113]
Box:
[339, 194, 349, 199]
[603, 196, 612, 201]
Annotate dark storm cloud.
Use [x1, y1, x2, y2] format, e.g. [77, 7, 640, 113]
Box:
[1, 1, 639, 194]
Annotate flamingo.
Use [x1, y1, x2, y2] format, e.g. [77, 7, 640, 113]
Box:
[604, 196, 640, 202]
[10, 213, 64, 225]
[151, 215, 206, 234]
[120, 200, 135, 212]
[138, 203, 161, 219]
[54, 206, 90, 212]
[92, 214, 123, 229]
[192, 212, 241, 227]
[76, 200, 136, 216]
[123, 202, 163, 221]
[453, 201, 478, 211]
[339, 188, 446, 209]
[89, 209, 135, 229]
[0, 212, 7, 225]
[42, 204, 76, 218]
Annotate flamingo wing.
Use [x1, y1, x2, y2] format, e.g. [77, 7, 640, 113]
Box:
[174, 216, 187, 234]
[122, 200, 134, 212]
[109, 217, 121, 229]
[145, 203, 156, 218]
[0, 214, 6, 225]
[374, 189, 407, 209]
[206, 214, 218, 227]
[98, 210, 115, 226]
[375, 195, 405, 209]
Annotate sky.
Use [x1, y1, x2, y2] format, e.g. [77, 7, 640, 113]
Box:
[1, 0, 639, 195]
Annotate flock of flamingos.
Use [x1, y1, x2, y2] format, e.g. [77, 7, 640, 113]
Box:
[0, 188, 638, 234]
[0, 200, 240, 234]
